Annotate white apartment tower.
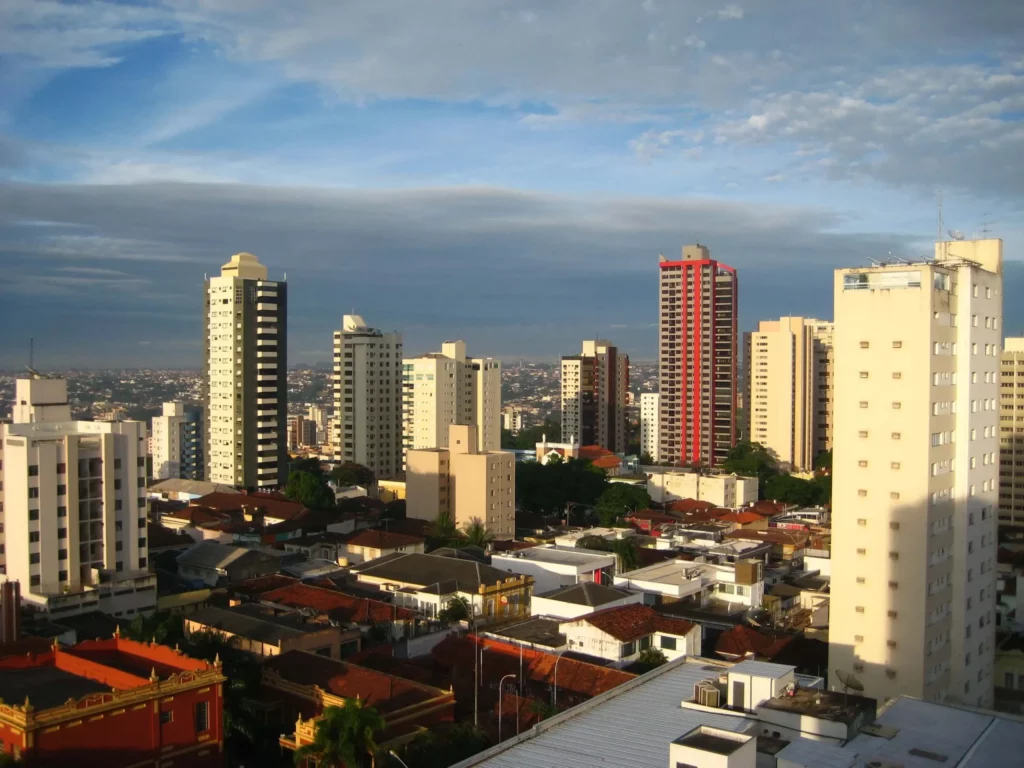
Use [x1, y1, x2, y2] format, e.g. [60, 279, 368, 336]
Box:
[402, 340, 501, 461]
[203, 252, 288, 489]
[151, 402, 203, 480]
[640, 393, 660, 462]
[999, 339, 1024, 525]
[829, 238, 1003, 708]
[0, 375, 156, 617]
[745, 317, 833, 470]
[333, 315, 403, 480]
[561, 340, 629, 453]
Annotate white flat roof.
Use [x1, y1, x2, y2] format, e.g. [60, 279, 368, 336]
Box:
[494, 546, 614, 567]
[616, 560, 701, 585]
[728, 660, 794, 679]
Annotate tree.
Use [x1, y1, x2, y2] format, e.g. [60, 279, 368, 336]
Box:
[813, 449, 832, 471]
[764, 474, 818, 507]
[639, 452, 655, 466]
[516, 457, 609, 516]
[594, 484, 651, 527]
[381, 499, 406, 521]
[636, 647, 668, 671]
[290, 457, 325, 477]
[293, 701, 385, 768]
[438, 595, 471, 623]
[462, 517, 494, 548]
[397, 722, 491, 768]
[284, 470, 335, 510]
[427, 510, 459, 549]
[330, 461, 376, 488]
[610, 538, 642, 572]
[125, 611, 183, 646]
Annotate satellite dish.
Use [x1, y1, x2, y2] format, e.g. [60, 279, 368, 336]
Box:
[947, 229, 965, 241]
[836, 669, 864, 698]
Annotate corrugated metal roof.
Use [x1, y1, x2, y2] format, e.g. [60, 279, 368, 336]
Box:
[728, 659, 795, 679]
[775, 738, 855, 768]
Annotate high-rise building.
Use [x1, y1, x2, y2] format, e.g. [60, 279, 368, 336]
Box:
[151, 402, 203, 481]
[203, 252, 288, 489]
[829, 238, 1003, 708]
[406, 424, 515, 538]
[0, 374, 156, 617]
[402, 340, 501, 462]
[286, 414, 317, 450]
[999, 338, 1024, 525]
[640, 393, 660, 463]
[657, 245, 738, 466]
[745, 317, 834, 471]
[560, 340, 628, 453]
[333, 315, 403, 480]
[307, 404, 328, 445]
[502, 406, 526, 435]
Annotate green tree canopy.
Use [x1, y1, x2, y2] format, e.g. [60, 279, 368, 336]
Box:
[427, 510, 460, 549]
[330, 461, 376, 488]
[462, 517, 494, 548]
[293, 700, 385, 768]
[516, 457, 608, 516]
[594, 483, 651, 527]
[502, 419, 562, 450]
[396, 722, 491, 768]
[636, 647, 668, 671]
[813, 449, 833, 471]
[284, 469, 335, 510]
[439, 595, 471, 623]
[610, 538, 642, 572]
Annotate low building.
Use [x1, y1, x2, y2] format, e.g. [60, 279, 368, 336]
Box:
[613, 559, 765, 611]
[559, 604, 701, 664]
[148, 478, 240, 501]
[491, 545, 616, 594]
[351, 551, 532, 623]
[644, 467, 758, 507]
[342, 529, 426, 564]
[184, 603, 361, 659]
[724, 529, 809, 564]
[259, 582, 415, 641]
[176, 540, 286, 587]
[531, 582, 643, 620]
[192, 490, 306, 525]
[0, 634, 225, 767]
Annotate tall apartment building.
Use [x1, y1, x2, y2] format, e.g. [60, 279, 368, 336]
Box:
[151, 402, 203, 481]
[560, 340, 629, 453]
[658, 245, 738, 466]
[307, 404, 328, 445]
[0, 375, 156, 617]
[640, 393, 660, 462]
[745, 317, 833, 470]
[286, 414, 317, 450]
[203, 252, 288, 489]
[999, 338, 1024, 525]
[403, 340, 501, 461]
[406, 425, 515, 538]
[333, 315, 403, 480]
[829, 238, 1003, 708]
[502, 406, 526, 435]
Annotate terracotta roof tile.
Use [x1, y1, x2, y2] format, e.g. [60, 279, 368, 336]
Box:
[578, 445, 616, 460]
[194, 491, 306, 521]
[260, 583, 413, 624]
[591, 455, 623, 469]
[667, 499, 716, 513]
[345, 529, 425, 550]
[577, 604, 696, 643]
[714, 625, 795, 660]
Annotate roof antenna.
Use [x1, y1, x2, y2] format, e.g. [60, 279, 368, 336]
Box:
[937, 190, 943, 243]
[29, 337, 34, 370]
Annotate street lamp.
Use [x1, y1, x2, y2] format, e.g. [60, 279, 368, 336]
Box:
[498, 673, 517, 743]
[551, 644, 572, 709]
[388, 750, 411, 768]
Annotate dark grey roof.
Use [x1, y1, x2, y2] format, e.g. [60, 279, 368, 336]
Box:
[177, 540, 280, 571]
[187, 604, 325, 644]
[0, 666, 110, 710]
[489, 617, 566, 648]
[535, 582, 635, 607]
[431, 546, 489, 563]
[352, 552, 519, 592]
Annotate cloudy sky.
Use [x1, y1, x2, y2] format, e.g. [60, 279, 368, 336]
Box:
[1, 1, 1022, 367]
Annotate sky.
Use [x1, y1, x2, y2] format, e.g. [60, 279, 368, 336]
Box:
[0, 1, 1022, 368]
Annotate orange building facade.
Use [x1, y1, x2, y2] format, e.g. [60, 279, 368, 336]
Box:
[0, 634, 225, 767]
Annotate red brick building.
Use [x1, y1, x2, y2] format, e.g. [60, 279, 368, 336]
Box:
[0, 634, 225, 767]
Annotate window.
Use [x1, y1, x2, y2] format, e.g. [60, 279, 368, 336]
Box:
[887, 610, 898, 619]
[893, 341, 903, 348]
[859, 430, 869, 438]
[639, 635, 652, 651]
[892, 372, 902, 379]
[892, 432, 901, 440]
[860, 341, 870, 348]
[160, 710, 173, 725]
[858, 490, 867, 497]
[889, 581, 899, 589]
[891, 462, 901, 469]
[890, 522, 900, 531]
[28, 465, 38, 476]
[855, 634, 864, 642]
[29, 509, 39, 521]
[855, 606, 865, 613]
[857, 519, 867, 526]
[660, 635, 677, 650]
[28, 488, 39, 499]
[856, 577, 866, 584]
[621, 641, 636, 656]
[892, 402, 901, 409]
[859, 401, 868, 409]
[858, 460, 868, 467]
[857, 548, 867, 555]
[29, 553, 40, 564]
[29, 531, 40, 543]
[195, 701, 209, 732]
[58, 528, 67, 539]
[57, 506, 67, 517]
[859, 371, 869, 379]
[58, 549, 67, 561]
[57, 462, 66, 474]
[114, 458, 122, 470]
[139, 557, 148, 568]
[889, 551, 899, 560]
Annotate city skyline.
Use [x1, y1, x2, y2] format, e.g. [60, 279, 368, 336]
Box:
[1, 2, 1022, 367]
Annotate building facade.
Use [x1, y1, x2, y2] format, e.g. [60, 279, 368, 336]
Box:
[332, 315, 403, 480]
[829, 238, 1003, 708]
[403, 340, 501, 462]
[658, 245, 738, 467]
[999, 338, 1024, 525]
[745, 317, 833, 470]
[0, 375, 156, 617]
[406, 424, 515, 538]
[203, 252, 288, 489]
[151, 402, 203, 481]
[502, 406, 526, 435]
[640, 392, 660, 462]
[561, 340, 629, 453]
[286, 414, 317, 450]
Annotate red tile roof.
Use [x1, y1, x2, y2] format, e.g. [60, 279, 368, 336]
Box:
[724, 529, 809, 547]
[229, 574, 300, 599]
[715, 511, 764, 525]
[194, 491, 306, 521]
[714, 625, 795, 661]
[578, 604, 696, 643]
[260, 582, 414, 624]
[667, 499, 716, 513]
[345, 529, 425, 550]
[578, 445, 616, 460]
[591, 455, 622, 470]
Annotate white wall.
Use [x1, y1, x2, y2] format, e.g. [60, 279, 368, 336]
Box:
[531, 590, 643, 620]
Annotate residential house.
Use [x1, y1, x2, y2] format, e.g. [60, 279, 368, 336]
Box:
[491, 545, 616, 593]
[559, 604, 701, 665]
[259, 582, 415, 641]
[531, 582, 643, 620]
[176, 541, 286, 587]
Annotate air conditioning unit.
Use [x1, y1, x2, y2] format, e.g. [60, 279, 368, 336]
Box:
[693, 681, 721, 708]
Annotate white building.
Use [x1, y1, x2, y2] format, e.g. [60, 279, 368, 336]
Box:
[561, 340, 628, 453]
[613, 559, 765, 610]
[402, 340, 501, 462]
[151, 401, 203, 481]
[203, 252, 287, 489]
[0, 375, 156, 618]
[645, 467, 758, 507]
[558, 604, 702, 665]
[501, 406, 526, 435]
[830, 238, 1002, 708]
[491, 545, 616, 594]
[307, 404, 329, 446]
[639, 392, 660, 462]
[531, 582, 643, 620]
[333, 315, 403, 480]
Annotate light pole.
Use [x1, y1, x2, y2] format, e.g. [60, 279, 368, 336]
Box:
[388, 750, 411, 768]
[498, 673, 516, 743]
[552, 647, 569, 709]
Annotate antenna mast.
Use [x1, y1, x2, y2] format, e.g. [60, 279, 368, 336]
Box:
[29, 337, 34, 370]
[937, 191, 943, 243]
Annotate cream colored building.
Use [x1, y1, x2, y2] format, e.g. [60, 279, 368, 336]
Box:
[151, 402, 203, 481]
[645, 467, 758, 508]
[561, 340, 629, 452]
[829, 238, 1002, 709]
[0, 375, 156, 617]
[406, 424, 515, 538]
[402, 340, 501, 464]
[640, 393, 660, 462]
[999, 338, 1024, 525]
[502, 406, 526, 435]
[203, 252, 288, 489]
[333, 315, 403, 480]
[746, 317, 833, 470]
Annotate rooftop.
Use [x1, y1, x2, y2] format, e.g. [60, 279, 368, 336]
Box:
[759, 687, 876, 725]
[494, 545, 614, 567]
[352, 551, 524, 592]
[673, 726, 749, 756]
[149, 478, 240, 497]
[729, 659, 795, 679]
[575, 604, 696, 643]
[193, 490, 306, 521]
[535, 582, 635, 607]
[188, 604, 333, 644]
[177, 540, 277, 571]
[260, 582, 414, 624]
[0, 665, 111, 710]
[488, 617, 566, 648]
[345, 529, 425, 549]
[616, 559, 702, 586]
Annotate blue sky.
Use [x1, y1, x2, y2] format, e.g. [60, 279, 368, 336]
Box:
[1, 0, 1022, 367]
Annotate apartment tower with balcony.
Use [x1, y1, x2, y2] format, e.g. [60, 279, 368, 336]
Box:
[561, 340, 629, 453]
[829, 238, 1003, 708]
[657, 245, 738, 466]
[151, 402, 203, 481]
[203, 252, 288, 489]
[999, 338, 1024, 525]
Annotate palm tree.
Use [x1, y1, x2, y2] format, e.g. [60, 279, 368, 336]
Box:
[427, 510, 459, 547]
[462, 517, 494, 549]
[294, 700, 385, 768]
[438, 595, 471, 623]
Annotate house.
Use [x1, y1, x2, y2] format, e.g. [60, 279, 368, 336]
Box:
[714, 624, 795, 662]
[148, 478, 240, 502]
[184, 603, 361, 660]
[176, 540, 286, 587]
[192, 490, 307, 525]
[491, 545, 616, 593]
[552, 527, 636, 548]
[351, 551, 533, 623]
[613, 559, 766, 611]
[724, 529, 809, 563]
[342, 529, 426, 564]
[531, 582, 643, 620]
[259, 582, 415, 640]
[559, 604, 701, 664]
